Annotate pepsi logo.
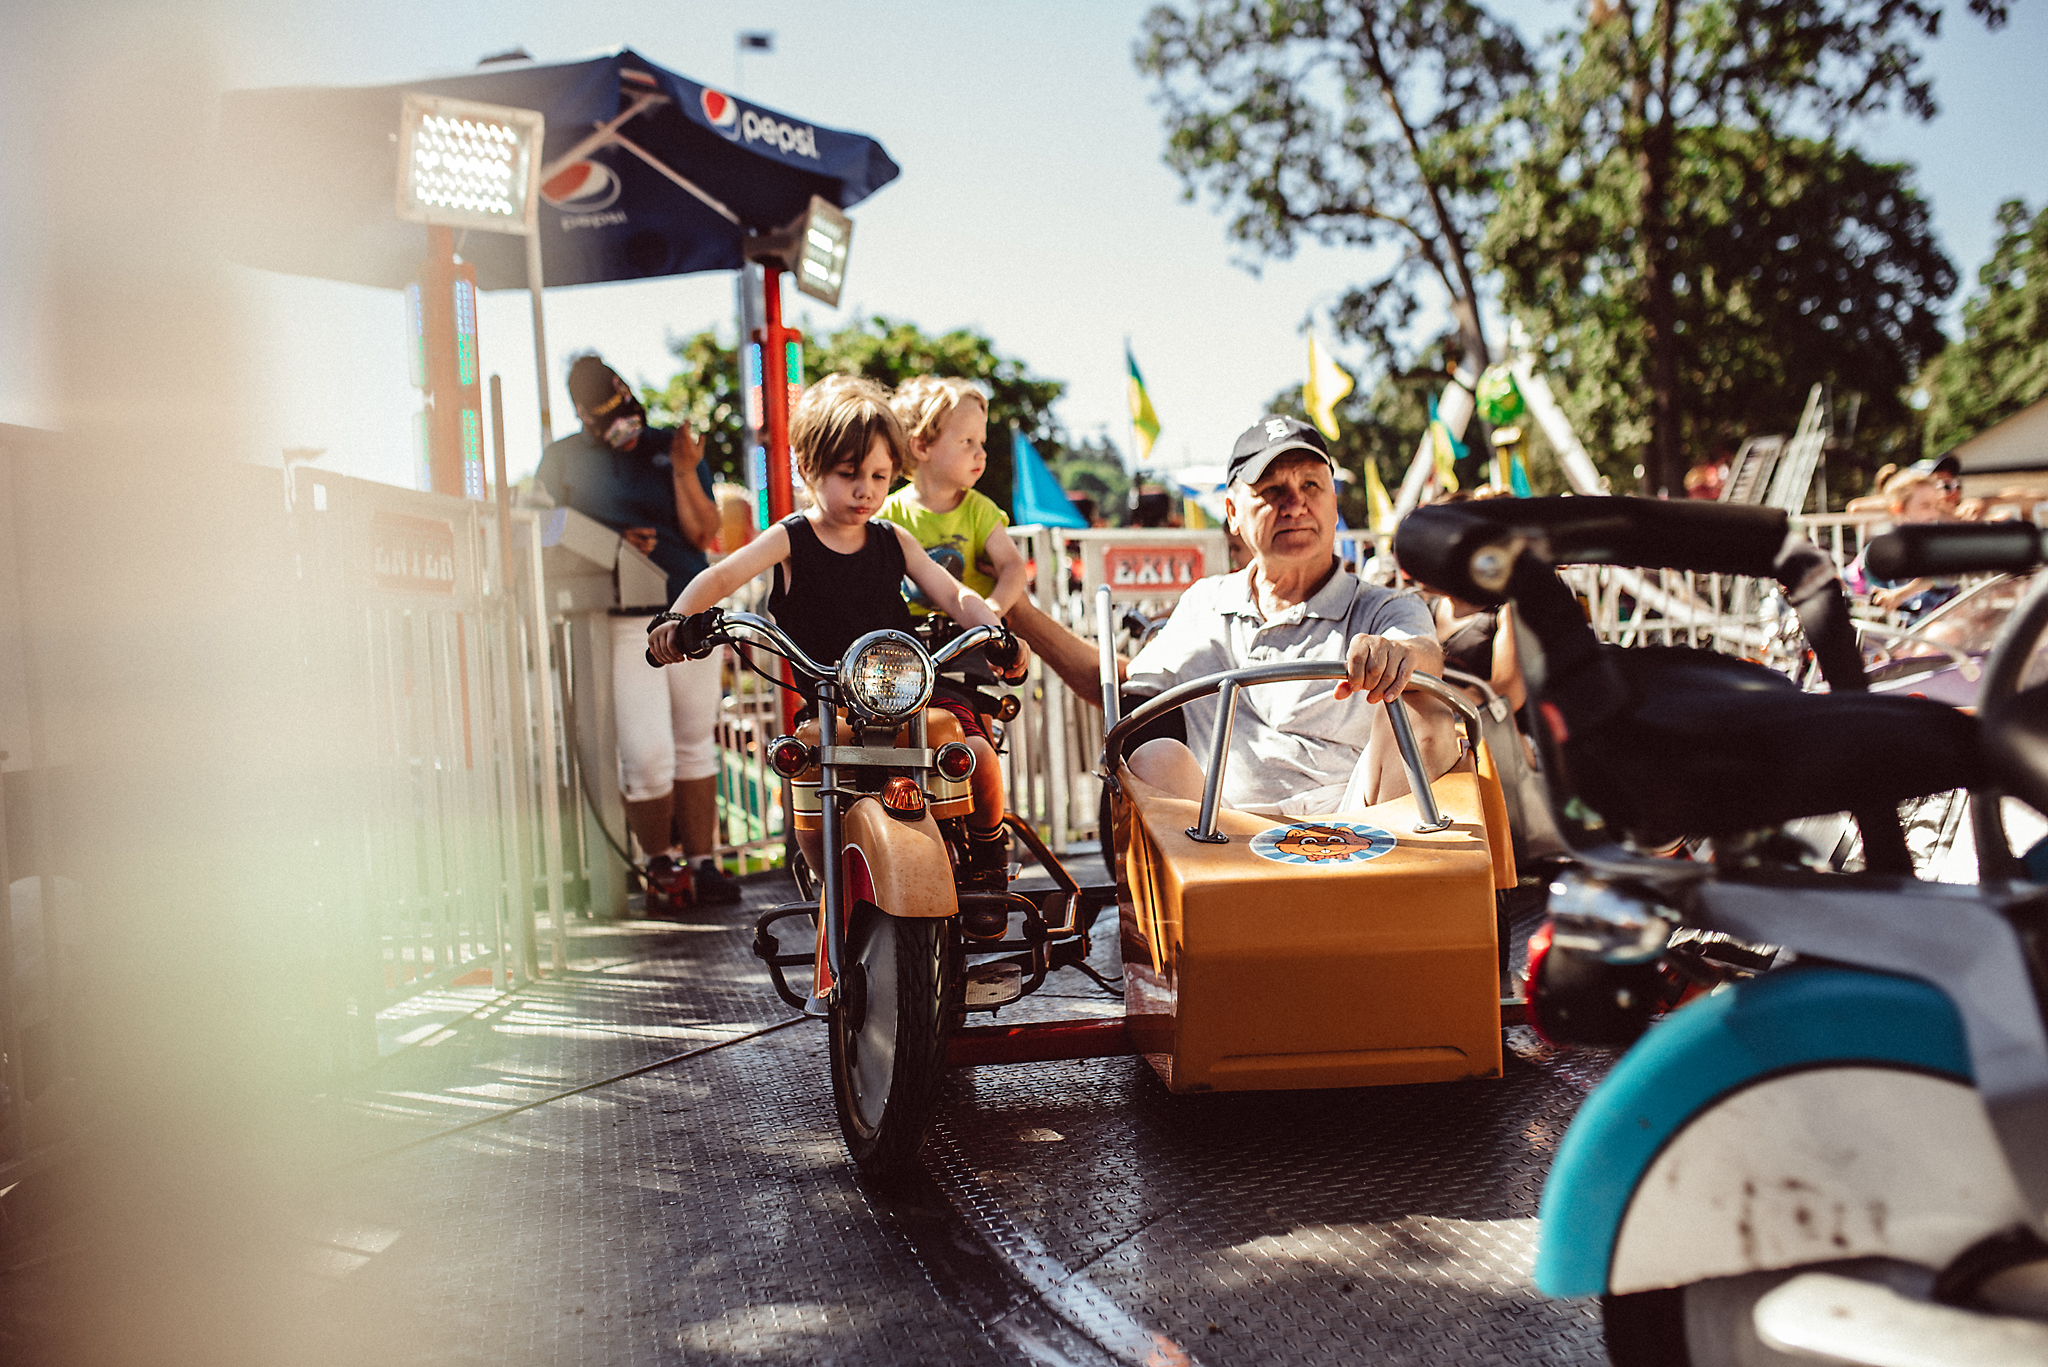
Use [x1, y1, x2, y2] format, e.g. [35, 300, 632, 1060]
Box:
[540, 159, 622, 212]
[701, 88, 742, 139]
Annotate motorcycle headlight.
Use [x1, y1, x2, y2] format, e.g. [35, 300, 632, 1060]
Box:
[838, 630, 934, 722]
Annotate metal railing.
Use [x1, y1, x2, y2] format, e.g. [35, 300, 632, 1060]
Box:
[292, 470, 564, 1063]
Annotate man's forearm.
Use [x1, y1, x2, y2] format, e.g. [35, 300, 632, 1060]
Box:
[673, 472, 720, 549]
[1006, 595, 1114, 703]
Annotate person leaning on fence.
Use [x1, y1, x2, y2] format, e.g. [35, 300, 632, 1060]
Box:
[882, 376, 1031, 887]
[646, 376, 1030, 883]
[1844, 464, 1962, 621]
[534, 354, 743, 913]
[1008, 415, 1461, 814]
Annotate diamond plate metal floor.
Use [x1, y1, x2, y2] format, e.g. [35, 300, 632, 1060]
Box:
[289, 873, 1616, 1365]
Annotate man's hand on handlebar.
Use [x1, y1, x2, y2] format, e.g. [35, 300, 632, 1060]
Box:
[1333, 633, 1440, 705]
[646, 609, 723, 667]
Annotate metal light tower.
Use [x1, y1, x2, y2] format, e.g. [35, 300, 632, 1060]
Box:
[395, 94, 547, 496]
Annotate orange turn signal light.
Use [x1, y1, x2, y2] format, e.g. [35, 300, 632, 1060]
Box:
[881, 776, 927, 816]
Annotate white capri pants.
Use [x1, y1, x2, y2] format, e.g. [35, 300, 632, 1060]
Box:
[611, 613, 723, 801]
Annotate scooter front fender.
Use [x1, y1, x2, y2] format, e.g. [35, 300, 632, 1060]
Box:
[1534, 966, 2023, 1299]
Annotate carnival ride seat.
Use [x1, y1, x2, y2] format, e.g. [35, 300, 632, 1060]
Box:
[1395, 497, 1987, 867]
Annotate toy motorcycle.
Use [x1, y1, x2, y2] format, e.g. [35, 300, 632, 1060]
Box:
[1399, 500, 2048, 1366]
[658, 609, 1113, 1179]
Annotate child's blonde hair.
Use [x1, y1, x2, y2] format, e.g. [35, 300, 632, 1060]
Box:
[790, 375, 908, 485]
[1882, 467, 1940, 514]
[891, 376, 989, 449]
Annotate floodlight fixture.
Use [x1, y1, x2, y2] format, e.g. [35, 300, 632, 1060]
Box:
[794, 196, 852, 307]
[749, 195, 853, 308]
[397, 93, 544, 235]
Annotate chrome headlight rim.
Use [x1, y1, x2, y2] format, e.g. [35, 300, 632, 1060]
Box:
[1546, 869, 1678, 965]
[837, 629, 935, 723]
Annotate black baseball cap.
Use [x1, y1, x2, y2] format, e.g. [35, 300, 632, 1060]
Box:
[1228, 415, 1336, 487]
[567, 355, 630, 416]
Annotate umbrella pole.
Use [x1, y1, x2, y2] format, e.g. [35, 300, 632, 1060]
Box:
[527, 229, 552, 444]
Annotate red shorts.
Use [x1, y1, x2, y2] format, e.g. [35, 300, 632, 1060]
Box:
[930, 693, 990, 744]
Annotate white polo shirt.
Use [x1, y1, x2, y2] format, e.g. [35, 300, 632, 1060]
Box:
[1124, 563, 1435, 812]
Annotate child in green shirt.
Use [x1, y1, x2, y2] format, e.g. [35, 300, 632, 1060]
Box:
[883, 377, 1031, 889]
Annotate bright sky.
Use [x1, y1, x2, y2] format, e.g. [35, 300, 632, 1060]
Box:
[4, 0, 2043, 489]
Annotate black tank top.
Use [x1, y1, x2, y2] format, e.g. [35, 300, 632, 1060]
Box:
[769, 514, 915, 668]
[1441, 608, 1498, 679]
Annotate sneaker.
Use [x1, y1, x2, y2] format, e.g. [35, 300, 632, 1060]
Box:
[695, 858, 744, 906]
[643, 855, 694, 917]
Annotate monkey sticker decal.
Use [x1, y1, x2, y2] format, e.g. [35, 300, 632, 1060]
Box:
[1249, 821, 1397, 867]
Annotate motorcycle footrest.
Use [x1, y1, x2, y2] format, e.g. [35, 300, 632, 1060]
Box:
[753, 902, 820, 1012]
[962, 961, 1024, 1010]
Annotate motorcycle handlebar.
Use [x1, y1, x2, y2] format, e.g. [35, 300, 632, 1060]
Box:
[646, 611, 1008, 682]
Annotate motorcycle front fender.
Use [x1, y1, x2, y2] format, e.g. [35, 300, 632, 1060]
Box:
[1534, 965, 2012, 1299]
[812, 798, 959, 998]
[840, 797, 959, 919]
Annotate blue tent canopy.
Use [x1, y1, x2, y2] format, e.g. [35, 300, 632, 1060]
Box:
[1011, 433, 1088, 529]
[219, 49, 900, 292]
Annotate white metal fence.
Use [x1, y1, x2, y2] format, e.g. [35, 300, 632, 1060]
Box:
[292, 470, 569, 1064]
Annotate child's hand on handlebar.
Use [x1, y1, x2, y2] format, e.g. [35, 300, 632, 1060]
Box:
[646, 609, 722, 666]
[987, 628, 1031, 683]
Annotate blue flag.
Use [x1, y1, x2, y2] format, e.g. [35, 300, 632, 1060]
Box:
[1011, 432, 1088, 528]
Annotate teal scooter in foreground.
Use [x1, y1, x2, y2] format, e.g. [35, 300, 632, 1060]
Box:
[1398, 501, 2048, 1366]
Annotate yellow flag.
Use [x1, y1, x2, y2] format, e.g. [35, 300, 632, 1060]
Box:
[1304, 335, 1354, 440]
[1126, 344, 1161, 463]
[1363, 455, 1393, 532]
[1430, 419, 1461, 494]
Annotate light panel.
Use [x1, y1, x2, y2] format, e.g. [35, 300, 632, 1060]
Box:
[397, 94, 544, 235]
[792, 195, 852, 307]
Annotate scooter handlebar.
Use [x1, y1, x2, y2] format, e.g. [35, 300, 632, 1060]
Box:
[1864, 522, 2047, 581]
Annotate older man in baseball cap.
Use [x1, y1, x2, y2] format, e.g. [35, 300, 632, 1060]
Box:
[1013, 415, 1459, 813]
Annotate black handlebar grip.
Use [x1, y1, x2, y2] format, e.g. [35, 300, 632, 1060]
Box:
[1865, 523, 2046, 581]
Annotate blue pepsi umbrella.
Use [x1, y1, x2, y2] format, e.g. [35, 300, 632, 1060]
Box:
[218, 49, 900, 291]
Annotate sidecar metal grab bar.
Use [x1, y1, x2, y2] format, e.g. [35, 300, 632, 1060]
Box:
[1102, 663, 1481, 843]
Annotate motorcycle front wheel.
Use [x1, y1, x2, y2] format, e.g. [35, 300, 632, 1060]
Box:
[828, 905, 953, 1181]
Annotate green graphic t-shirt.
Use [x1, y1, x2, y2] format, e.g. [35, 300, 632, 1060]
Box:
[879, 486, 1010, 613]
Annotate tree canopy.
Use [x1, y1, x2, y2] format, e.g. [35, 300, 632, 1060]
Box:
[1138, 0, 2006, 498]
[643, 314, 1070, 517]
[1493, 0, 2003, 493]
[1487, 127, 1955, 486]
[1919, 199, 2048, 455]
[1137, 0, 1532, 372]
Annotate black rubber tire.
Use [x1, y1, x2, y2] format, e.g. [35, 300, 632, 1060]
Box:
[828, 906, 953, 1182]
[1602, 1288, 1688, 1367]
[1607, 1271, 1857, 1367]
[1098, 784, 1117, 884]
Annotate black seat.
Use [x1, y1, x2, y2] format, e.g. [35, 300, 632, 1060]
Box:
[1554, 645, 1981, 841]
[1396, 498, 1984, 862]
